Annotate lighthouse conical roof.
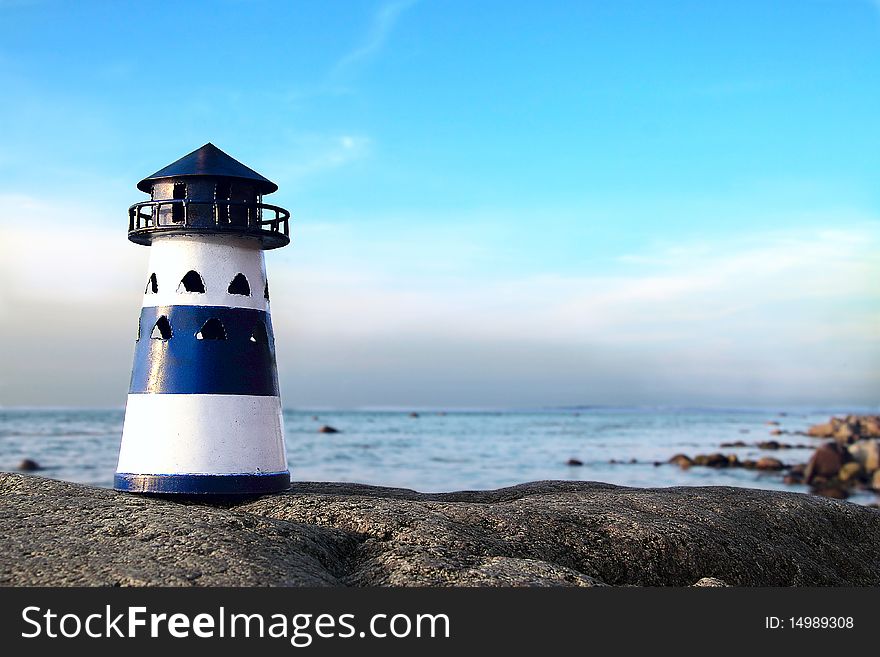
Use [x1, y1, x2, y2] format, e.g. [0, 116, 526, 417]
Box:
[136, 143, 278, 194]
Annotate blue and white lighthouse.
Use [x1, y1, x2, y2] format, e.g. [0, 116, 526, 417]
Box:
[114, 143, 291, 495]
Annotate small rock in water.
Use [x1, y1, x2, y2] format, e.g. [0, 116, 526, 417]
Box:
[837, 462, 863, 483]
[758, 440, 781, 450]
[769, 428, 783, 436]
[668, 454, 694, 469]
[720, 440, 748, 448]
[409, 412, 420, 418]
[848, 440, 880, 473]
[755, 457, 785, 471]
[567, 458, 584, 467]
[834, 423, 858, 444]
[694, 453, 728, 468]
[783, 463, 808, 483]
[766, 421, 780, 426]
[17, 459, 41, 472]
[807, 420, 837, 438]
[862, 416, 880, 437]
[311, 415, 319, 421]
[318, 425, 340, 434]
[805, 442, 848, 483]
[789, 463, 807, 476]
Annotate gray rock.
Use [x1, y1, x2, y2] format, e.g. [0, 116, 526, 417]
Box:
[754, 457, 785, 471]
[849, 440, 880, 473]
[0, 474, 348, 586]
[862, 417, 880, 438]
[807, 415, 880, 441]
[1, 474, 879, 587]
[693, 453, 728, 467]
[808, 421, 837, 438]
[834, 423, 858, 444]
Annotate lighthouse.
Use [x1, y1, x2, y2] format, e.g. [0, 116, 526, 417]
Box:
[114, 143, 291, 495]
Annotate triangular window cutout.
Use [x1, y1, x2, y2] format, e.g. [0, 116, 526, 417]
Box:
[196, 318, 226, 340]
[150, 316, 172, 340]
[264, 281, 270, 301]
[250, 320, 269, 344]
[228, 273, 251, 296]
[178, 270, 205, 293]
[145, 273, 158, 294]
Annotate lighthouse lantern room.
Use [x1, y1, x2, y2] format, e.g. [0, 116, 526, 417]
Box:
[115, 143, 291, 495]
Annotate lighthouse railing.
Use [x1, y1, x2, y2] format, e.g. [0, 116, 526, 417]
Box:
[128, 198, 290, 248]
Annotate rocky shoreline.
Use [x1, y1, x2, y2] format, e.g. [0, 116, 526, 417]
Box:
[1, 473, 879, 586]
[666, 414, 880, 501]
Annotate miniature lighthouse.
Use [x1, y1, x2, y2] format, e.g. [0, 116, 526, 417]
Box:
[115, 143, 291, 495]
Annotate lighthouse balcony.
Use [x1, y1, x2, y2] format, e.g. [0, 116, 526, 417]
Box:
[128, 198, 290, 249]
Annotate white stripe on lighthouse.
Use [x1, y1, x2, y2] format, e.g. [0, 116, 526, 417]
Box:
[117, 394, 287, 475]
[142, 234, 270, 310]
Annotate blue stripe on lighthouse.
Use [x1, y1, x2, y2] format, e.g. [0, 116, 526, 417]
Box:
[130, 305, 280, 395]
[114, 471, 291, 495]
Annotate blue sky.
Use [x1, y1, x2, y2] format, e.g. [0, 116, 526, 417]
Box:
[0, 0, 878, 407]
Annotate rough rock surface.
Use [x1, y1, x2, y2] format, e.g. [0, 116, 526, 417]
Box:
[691, 577, 729, 587]
[1, 473, 879, 587]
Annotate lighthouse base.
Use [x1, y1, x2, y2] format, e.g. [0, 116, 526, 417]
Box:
[114, 471, 290, 495]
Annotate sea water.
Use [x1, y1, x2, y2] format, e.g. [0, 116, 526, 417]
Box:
[0, 407, 877, 504]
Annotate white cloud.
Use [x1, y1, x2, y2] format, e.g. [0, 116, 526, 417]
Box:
[330, 0, 418, 79]
[264, 134, 371, 186]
